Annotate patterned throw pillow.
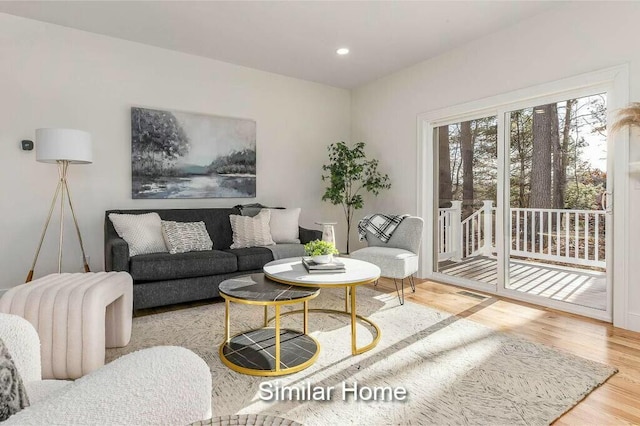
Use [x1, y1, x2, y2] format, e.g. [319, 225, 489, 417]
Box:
[162, 221, 213, 254]
[109, 213, 168, 256]
[229, 209, 276, 249]
[0, 338, 29, 421]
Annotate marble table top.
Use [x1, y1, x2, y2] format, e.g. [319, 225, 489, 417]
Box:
[219, 274, 319, 302]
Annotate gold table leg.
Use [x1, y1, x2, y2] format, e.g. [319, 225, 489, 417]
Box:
[224, 299, 230, 343]
[303, 300, 308, 334]
[345, 287, 349, 312]
[350, 285, 357, 355]
[275, 304, 281, 372]
[264, 305, 269, 327]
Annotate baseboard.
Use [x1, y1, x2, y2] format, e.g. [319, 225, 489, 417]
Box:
[626, 312, 640, 332]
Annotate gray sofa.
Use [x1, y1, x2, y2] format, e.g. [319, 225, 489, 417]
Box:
[104, 207, 321, 309]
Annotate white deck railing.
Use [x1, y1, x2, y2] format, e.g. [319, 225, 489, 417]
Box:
[461, 201, 495, 258]
[438, 202, 460, 261]
[511, 208, 605, 268]
[438, 201, 606, 268]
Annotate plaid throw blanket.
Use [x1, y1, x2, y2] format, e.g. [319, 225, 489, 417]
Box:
[357, 214, 409, 243]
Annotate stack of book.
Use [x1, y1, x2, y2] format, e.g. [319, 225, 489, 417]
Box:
[302, 257, 346, 274]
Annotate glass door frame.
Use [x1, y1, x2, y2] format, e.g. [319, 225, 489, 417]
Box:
[426, 110, 503, 296]
[417, 65, 629, 324]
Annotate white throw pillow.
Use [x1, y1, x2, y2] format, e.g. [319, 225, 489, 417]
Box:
[267, 208, 301, 243]
[229, 209, 275, 249]
[108, 213, 167, 256]
[161, 221, 213, 254]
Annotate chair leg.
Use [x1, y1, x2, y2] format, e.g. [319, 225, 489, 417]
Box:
[409, 274, 416, 293]
[374, 279, 378, 287]
[393, 278, 405, 305]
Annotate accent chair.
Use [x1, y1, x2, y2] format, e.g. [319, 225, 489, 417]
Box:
[350, 215, 424, 304]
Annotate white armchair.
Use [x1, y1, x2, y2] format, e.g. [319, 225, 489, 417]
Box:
[0, 313, 212, 425]
[351, 216, 424, 305]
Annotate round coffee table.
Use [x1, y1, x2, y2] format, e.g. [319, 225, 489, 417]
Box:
[263, 257, 381, 355]
[218, 274, 320, 376]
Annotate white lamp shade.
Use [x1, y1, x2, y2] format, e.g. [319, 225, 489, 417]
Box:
[36, 128, 92, 164]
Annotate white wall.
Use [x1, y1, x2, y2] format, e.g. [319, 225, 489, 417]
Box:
[0, 13, 350, 289]
[351, 2, 640, 329]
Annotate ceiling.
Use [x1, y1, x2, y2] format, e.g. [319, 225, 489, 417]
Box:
[0, 1, 561, 89]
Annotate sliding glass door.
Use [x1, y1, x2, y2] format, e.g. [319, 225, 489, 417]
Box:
[434, 114, 499, 293]
[427, 87, 613, 321]
[503, 93, 611, 316]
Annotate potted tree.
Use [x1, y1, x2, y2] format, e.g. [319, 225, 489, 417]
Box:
[321, 141, 391, 254]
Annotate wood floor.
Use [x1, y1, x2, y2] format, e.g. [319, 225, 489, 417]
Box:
[439, 256, 607, 311]
[372, 277, 640, 425]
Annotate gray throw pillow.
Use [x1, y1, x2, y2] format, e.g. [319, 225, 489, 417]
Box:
[0, 338, 29, 421]
[235, 203, 272, 217]
[161, 221, 213, 254]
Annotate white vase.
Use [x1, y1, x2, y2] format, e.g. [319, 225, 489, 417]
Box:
[312, 254, 333, 264]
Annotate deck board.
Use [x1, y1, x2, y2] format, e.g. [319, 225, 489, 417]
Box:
[438, 256, 606, 310]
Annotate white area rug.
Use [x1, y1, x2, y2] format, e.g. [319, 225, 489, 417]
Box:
[106, 287, 616, 425]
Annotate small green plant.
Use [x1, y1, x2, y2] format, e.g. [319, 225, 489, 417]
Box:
[304, 240, 339, 256]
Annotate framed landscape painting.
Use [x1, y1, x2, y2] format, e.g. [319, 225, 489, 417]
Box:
[131, 107, 256, 199]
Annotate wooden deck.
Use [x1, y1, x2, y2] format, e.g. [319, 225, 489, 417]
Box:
[439, 256, 606, 311]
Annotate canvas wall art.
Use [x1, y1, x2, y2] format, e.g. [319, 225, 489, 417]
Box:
[131, 107, 256, 199]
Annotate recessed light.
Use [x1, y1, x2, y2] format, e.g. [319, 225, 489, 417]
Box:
[336, 48, 349, 55]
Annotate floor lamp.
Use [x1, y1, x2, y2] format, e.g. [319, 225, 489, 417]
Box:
[26, 128, 93, 283]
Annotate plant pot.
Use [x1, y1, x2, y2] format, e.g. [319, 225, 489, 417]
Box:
[312, 254, 333, 264]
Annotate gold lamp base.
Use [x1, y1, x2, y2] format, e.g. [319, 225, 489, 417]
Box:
[26, 160, 91, 283]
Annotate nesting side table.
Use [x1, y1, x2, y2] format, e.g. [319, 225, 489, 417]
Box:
[218, 274, 320, 376]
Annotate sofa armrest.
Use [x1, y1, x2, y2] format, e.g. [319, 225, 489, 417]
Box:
[4, 346, 212, 426]
[0, 313, 42, 383]
[299, 227, 322, 244]
[105, 237, 130, 272]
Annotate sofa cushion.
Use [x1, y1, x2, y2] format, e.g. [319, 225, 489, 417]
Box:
[130, 250, 237, 281]
[24, 380, 71, 405]
[350, 246, 418, 279]
[224, 247, 274, 272]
